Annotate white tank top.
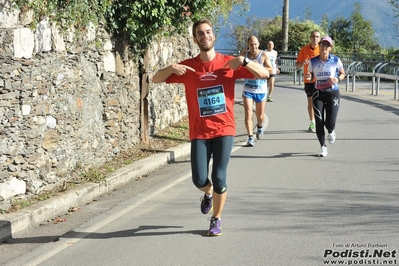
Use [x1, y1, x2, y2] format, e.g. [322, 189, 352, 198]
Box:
[266, 50, 277, 75]
[243, 50, 267, 94]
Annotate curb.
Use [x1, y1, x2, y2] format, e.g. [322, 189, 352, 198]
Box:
[0, 143, 191, 241]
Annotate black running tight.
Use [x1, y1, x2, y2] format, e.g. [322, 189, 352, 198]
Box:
[312, 89, 340, 146]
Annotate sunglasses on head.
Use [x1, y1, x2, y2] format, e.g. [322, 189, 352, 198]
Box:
[320, 42, 331, 47]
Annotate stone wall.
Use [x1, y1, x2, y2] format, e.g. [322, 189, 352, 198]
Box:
[0, 1, 196, 203]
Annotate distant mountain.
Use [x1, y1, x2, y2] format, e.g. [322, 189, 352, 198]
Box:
[215, 0, 398, 50]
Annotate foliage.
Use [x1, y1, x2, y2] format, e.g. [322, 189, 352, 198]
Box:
[231, 1, 380, 54]
[13, 0, 248, 54]
[383, 47, 399, 55]
[232, 17, 280, 50]
[320, 14, 329, 34]
[80, 167, 106, 183]
[13, 0, 112, 31]
[327, 3, 380, 53]
[232, 17, 324, 51]
[388, 0, 399, 34]
[6, 191, 50, 212]
[108, 0, 248, 53]
[351, 3, 378, 53]
[388, 0, 399, 18]
[303, 6, 312, 21]
[287, 20, 324, 51]
[327, 16, 352, 52]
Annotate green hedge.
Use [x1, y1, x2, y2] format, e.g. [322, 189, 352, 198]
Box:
[13, 0, 248, 53]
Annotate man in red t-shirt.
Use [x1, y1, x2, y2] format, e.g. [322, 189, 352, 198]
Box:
[296, 30, 321, 132]
[152, 19, 269, 236]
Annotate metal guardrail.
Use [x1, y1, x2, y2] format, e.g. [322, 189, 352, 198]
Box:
[375, 63, 399, 99]
[347, 62, 383, 94]
[277, 52, 303, 85]
[346, 61, 399, 100]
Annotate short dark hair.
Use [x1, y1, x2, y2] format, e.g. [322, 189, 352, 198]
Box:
[192, 19, 212, 37]
[310, 30, 320, 37]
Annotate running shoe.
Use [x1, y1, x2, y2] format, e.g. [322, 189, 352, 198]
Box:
[200, 194, 213, 214]
[318, 145, 328, 157]
[267, 97, 273, 102]
[308, 122, 316, 133]
[207, 217, 222, 236]
[256, 126, 264, 140]
[328, 130, 336, 144]
[246, 136, 255, 147]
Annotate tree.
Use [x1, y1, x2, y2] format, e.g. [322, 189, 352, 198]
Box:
[231, 1, 381, 54]
[106, 0, 249, 53]
[231, 16, 322, 52]
[303, 6, 311, 21]
[257, 17, 284, 49]
[281, 0, 289, 51]
[388, 0, 399, 18]
[328, 17, 352, 52]
[232, 23, 251, 51]
[320, 14, 329, 34]
[328, 2, 379, 53]
[288, 20, 323, 51]
[350, 2, 379, 53]
[388, 0, 399, 32]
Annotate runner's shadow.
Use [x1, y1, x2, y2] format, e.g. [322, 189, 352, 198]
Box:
[235, 129, 312, 139]
[66, 226, 206, 239]
[231, 153, 315, 159]
[2, 226, 207, 244]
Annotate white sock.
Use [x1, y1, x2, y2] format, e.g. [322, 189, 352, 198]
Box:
[205, 193, 212, 198]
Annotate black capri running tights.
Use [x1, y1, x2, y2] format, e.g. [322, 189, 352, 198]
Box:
[312, 89, 340, 146]
[190, 136, 234, 194]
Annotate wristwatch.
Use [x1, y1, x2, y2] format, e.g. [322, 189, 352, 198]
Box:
[242, 57, 250, 67]
[337, 77, 341, 83]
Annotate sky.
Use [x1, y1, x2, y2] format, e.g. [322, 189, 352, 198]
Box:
[213, 0, 398, 50]
[214, 1, 284, 50]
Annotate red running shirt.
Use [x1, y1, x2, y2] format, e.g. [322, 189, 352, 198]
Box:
[166, 53, 254, 140]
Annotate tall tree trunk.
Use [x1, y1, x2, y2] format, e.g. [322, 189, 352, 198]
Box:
[282, 0, 289, 51]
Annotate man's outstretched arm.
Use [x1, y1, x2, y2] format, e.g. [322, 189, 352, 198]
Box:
[152, 64, 195, 83]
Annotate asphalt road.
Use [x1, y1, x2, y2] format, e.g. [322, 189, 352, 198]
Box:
[1, 75, 399, 266]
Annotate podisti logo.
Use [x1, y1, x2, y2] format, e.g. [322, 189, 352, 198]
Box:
[324, 249, 397, 258]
